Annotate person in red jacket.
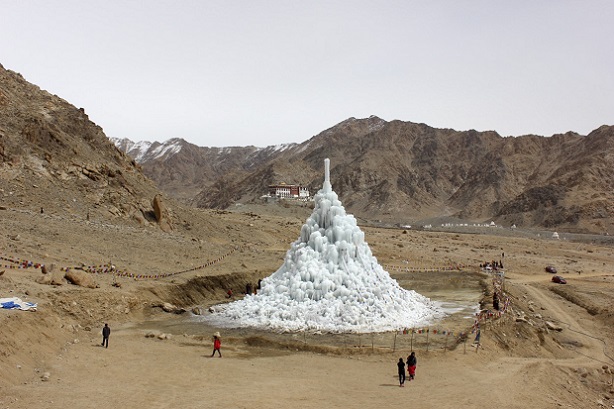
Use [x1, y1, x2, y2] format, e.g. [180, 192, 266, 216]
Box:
[407, 351, 417, 380]
[211, 332, 222, 357]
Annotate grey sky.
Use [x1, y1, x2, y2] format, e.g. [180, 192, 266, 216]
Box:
[2, 1, 613, 147]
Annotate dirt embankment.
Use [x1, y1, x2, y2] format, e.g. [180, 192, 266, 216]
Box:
[145, 271, 267, 311]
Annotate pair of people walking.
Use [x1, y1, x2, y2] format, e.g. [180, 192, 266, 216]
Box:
[397, 352, 417, 387]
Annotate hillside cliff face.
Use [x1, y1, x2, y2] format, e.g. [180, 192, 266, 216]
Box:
[0, 63, 167, 227]
[117, 115, 614, 234]
[110, 137, 297, 203]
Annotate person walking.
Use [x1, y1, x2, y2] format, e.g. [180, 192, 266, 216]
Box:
[101, 323, 110, 348]
[407, 351, 417, 380]
[397, 358, 406, 387]
[211, 332, 222, 357]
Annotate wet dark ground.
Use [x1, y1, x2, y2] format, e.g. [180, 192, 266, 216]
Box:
[129, 269, 484, 354]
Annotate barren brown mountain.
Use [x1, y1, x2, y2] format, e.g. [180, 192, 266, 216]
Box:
[2, 64, 614, 409]
[116, 116, 614, 235]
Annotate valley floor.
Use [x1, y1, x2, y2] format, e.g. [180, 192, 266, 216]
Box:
[1, 207, 613, 409]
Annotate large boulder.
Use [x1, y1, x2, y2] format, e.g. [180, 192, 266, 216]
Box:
[64, 269, 98, 289]
[152, 194, 173, 232]
[35, 271, 65, 286]
[154, 302, 185, 314]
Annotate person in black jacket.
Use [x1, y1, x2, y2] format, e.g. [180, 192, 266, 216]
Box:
[397, 358, 406, 387]
[101, 323, 111, 348]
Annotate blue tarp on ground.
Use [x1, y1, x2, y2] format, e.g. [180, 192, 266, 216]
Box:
[0, 297, 37, 311]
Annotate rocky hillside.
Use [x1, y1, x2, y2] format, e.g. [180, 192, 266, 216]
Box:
[117, 115, 614, 234]
[0, 63, 174, 230]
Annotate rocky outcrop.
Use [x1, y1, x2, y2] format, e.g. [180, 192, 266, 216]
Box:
[64, 270, 98, 289]
[152, 194, 173, 232]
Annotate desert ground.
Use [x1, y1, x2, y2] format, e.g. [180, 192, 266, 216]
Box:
[1, 202, 614, 409]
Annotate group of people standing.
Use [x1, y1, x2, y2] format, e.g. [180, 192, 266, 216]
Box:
[397, 352, 417, 387]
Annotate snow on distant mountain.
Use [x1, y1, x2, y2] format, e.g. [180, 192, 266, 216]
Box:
[110, 137, 184, 163]
[111, 137, 296, 164]
[111, 136, 300, 201]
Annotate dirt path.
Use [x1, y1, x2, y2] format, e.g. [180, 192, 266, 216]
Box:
[522, 283, 612, 367]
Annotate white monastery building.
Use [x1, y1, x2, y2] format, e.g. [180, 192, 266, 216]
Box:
[268, 183, 310, 198]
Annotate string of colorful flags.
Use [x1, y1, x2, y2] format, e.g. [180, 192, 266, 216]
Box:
[397, 327, 471, 338]
[63, 248, 239, 280]
[470, 270, 510, 333]
[1, 255, 45, 270]
[1, 246, 240, 280]
[384, 263, 468, 273]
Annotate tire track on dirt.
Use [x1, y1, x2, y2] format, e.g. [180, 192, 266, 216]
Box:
[522, 282, 611, 365]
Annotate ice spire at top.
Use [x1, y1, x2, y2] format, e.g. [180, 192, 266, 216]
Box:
[323, 157, 332, 192]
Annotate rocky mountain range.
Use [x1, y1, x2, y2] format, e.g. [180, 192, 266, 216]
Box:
[113, 117, 614, 235]
[1, 60, 611, 236]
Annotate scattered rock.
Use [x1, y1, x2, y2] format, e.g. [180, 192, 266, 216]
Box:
[64, 270, 98, 289]
[132, 212, 147, 226]
[192, 306, 203, 315]
[545, 321, 563, 332]
[41, 372, 51, 381]
[35, 271, 65, 286]
[155, 302, 185, 314]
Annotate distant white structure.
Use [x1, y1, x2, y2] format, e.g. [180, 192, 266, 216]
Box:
[268, 183, 310, 198]
[209, 158, 440, 333]
[489, 221, 496, 227]
[552, 232, 560, 239]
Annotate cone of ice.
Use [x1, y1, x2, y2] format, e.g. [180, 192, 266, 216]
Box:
[208, 158, 441, 333]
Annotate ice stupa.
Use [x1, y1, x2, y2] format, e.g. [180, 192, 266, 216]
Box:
[208, 159, 441, 333]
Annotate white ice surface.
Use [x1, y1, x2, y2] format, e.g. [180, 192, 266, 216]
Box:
[206, 162, 442, 333]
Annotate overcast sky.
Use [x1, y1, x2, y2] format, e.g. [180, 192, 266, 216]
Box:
[2, 1, 613, 147]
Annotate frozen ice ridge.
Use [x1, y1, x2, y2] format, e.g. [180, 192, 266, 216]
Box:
[207, 158, 442, 333]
